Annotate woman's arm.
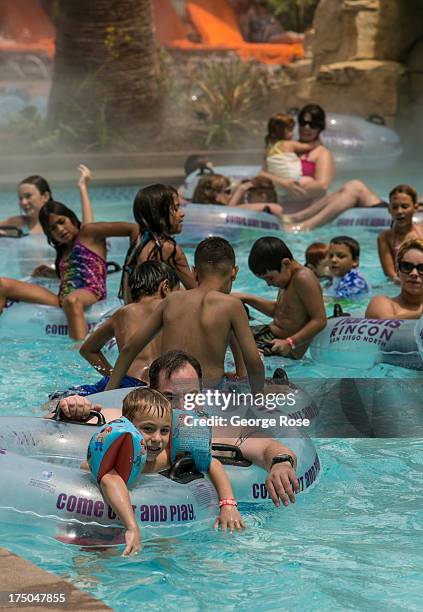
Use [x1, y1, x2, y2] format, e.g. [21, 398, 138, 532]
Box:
[365, 295, 395, 319]
[264, 147, 334, 202]
[79, 316, 115, 376]
[289, 141, 315, 154]
[100, 470, 140, 556]
[377, 232, 398, 281]
[78, 164, 94, 224]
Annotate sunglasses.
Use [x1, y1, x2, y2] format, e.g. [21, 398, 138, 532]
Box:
[398, 261, 423, 276]
[299, 118, 321, 130]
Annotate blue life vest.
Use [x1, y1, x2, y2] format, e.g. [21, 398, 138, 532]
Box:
[87, 417, 147, 487]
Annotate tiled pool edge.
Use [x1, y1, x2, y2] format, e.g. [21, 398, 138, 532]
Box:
[0, 547, 112, 611]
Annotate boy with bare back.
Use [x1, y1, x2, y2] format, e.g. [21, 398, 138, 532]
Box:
[76, 261, 180, 391]
[237, 237, 326, 358]
[105, 237, 265, 393]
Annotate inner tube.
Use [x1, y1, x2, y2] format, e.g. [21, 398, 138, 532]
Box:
[0, 225, 24, 238]
[0, 278, 120, 340]
[0, 235, 131, 279]
[0, 415, 320, 545]
[310, 316, 423, 370]
[182, 114, 402, 200]
[180, 203, 282, 244]
[86, 388, 321, 498]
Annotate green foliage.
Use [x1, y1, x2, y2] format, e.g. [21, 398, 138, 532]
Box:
[266, 0, 318, 32]
[7, 98, 112, 153]
[192, 59, 272, 146]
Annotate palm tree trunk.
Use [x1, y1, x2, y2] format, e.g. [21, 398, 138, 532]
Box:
[48, 0, 161, 141]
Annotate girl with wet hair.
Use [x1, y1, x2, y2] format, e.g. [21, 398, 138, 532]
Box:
[0, 165, 92, 236]
[0, 200, 137, 339]
[119, 184, 196, 302]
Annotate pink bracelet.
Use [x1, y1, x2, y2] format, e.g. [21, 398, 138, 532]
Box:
[219, 498, 238, 508]
[286, 337, 296, 350]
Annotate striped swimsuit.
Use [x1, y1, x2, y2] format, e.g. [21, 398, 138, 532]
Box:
[59, 238, 107, 301]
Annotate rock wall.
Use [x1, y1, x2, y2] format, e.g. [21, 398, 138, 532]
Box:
[282, 0, 423, 141]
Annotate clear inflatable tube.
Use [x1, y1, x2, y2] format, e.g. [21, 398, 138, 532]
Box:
[182, 113, 402, 198]
[310, 316, 423, 370]
[0, 413, 321, 544]
[0, 277, 121, 339]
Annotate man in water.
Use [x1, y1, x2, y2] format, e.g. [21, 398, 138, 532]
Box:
[56, 350, 300, 508]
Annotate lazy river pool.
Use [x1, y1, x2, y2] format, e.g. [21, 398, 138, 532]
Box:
[0, 175, 422, 611]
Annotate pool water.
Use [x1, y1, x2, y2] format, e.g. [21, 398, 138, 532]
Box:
[0, 179, 422, 611]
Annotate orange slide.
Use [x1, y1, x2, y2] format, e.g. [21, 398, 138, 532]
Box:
[153, 0, 238, 52]
[0, 0, 54, 58]
[154, 0, 304, 64]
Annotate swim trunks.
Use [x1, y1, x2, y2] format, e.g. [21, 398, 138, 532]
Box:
[59, 238, 107, 301]
[251, 324, 299, 359]
[49, 374, 146, 401]
[251, 323, 276, 354]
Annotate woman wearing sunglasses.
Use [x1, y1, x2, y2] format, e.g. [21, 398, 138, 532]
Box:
[366, 238, 423, 319]
[261, 104, 335, 215]
[280, 106, 391, 230]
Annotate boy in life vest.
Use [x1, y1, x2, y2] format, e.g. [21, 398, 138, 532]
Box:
[84, 387, 245, 556]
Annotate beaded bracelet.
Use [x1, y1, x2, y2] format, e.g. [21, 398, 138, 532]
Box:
[286, 336, 296, 350]
[219, 498, 238, 508]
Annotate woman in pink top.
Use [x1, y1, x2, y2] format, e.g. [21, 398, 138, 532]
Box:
[263, 104, 386, 230]
[261, 104, 335, 215]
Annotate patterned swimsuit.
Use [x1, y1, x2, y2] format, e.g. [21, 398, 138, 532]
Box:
[327, 269, 370, 299]
[59, 238, 107, 301]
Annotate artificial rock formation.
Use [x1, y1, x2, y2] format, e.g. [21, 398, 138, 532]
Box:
[283, 0, 423, 135]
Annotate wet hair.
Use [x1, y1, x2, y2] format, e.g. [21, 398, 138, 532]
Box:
[396, 238, 423, 264]
[194, 237, 236, 275]
[244, 176, 277, 203]
[19, 175, 52, 198]
[123, 387, 171, 422]
[120, 184, 179, 299]
[149, 350, 203, 390]
[265, 113, 295, 147]
[248, 237, 293, 276]
[132, 183, 178, 241]
[298, 104, 326, 133]
[192, 175, 230, 205]
[330, 236, 360, 260]
[184, 154, 211, 176]
[305, 242, 329, 268]
[389, 184, 418, 205]
[38, 200, 81, 276]
[129, 261, 180, 301]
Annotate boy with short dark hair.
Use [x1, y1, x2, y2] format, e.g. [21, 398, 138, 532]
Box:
[77, 261, 180, 390]
[105, 237, 265, 393]
[327, 235, 370, 298]
[236, 236, 326, 358]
